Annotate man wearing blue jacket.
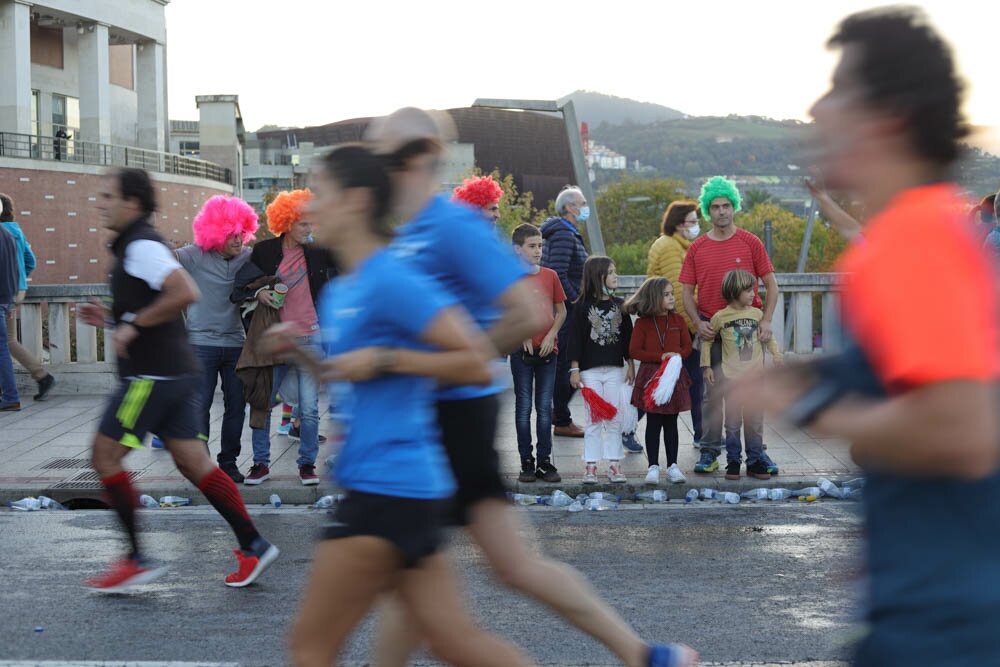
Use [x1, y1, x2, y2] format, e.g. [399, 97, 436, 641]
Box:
[540, 186, 589, 437]
[0, 223, 21, 410]
[0, 193, 55, 401]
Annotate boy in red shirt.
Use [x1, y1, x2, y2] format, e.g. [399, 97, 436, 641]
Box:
[510, 223, 567, 483]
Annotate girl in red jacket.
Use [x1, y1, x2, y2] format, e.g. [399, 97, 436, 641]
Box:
[624, 277, 692, 485]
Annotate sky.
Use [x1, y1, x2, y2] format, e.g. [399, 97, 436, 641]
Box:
[164, 1, 997, 133]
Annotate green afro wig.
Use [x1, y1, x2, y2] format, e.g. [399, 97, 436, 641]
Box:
[698, 176, 741, 219]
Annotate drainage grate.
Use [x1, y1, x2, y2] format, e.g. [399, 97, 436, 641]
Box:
[37, 458, 92, 470]
[51, 470, 143, 489]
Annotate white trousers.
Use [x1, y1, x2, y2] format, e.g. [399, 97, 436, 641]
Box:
[580, 366, 624, 463]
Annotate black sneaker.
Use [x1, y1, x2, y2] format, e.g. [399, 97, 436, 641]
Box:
[725, 460, 741, 480]
[536, 458, 562, 483]
[518, 458, 536, 483]
[220, 462, 244, 484]
[34, 374, 55, 401]
[622, 431, 643, 453]
[747, 459, 772, 480]
[287, 425, 327, 443]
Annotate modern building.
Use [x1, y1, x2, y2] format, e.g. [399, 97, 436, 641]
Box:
[0, 0, 235, 284]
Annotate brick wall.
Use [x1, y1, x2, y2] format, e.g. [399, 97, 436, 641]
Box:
[0, 167, 231, 285]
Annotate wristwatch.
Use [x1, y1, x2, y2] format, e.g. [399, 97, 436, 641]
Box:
[120, 312, 138, 325]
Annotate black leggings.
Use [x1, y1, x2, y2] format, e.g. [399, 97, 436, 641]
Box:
[645, 413, 679, 467]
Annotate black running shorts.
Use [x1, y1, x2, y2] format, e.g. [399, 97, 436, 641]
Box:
[98, 375, 203, 447]
[321, 491, 447, 567]
[437, 394, 507, 525]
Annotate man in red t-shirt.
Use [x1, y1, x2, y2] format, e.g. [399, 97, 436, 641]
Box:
[679, 176, 779, 474]
[509, 223, 567, 483]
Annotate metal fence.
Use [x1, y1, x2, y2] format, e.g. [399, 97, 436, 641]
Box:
[0, 131, 232, 185]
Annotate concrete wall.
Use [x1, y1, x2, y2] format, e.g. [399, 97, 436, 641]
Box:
[0, 159, 233, 284]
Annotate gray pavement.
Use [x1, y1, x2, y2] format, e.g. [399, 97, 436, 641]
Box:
[0, 387, 861, 508]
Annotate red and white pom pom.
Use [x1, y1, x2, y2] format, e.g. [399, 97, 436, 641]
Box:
[644, 355, 683, 408]
[581, 386, 618, 422]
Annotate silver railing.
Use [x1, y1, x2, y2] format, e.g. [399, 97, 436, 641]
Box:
[0, 131, 232, 185]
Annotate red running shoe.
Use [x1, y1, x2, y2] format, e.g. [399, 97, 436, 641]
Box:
[85, 559, 165, 593]
[224, 542, 279, 588]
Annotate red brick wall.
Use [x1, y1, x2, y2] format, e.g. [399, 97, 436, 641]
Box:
[0, 167, 231, 285]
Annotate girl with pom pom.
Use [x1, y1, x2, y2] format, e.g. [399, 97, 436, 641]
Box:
[175, 195, 258, 483]
[623, 277, 692, 485]
[568, 255, 634, 483]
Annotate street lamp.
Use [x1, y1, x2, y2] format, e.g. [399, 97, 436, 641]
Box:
[472, 97, 606, 254]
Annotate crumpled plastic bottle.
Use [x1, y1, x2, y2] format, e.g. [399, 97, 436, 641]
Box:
[158, 496, 192, 507]
[741, 488, 771, 500]
[685, 489, 700, 503]
[817, 478, 844, 499]
[633, 490, 668, 503]
[139, 494, 159, 509]
[585, 497, 619, 511]
[510, 493, 540, 506]
[8, 497, 41, 511]
[541, 490, 575, 507]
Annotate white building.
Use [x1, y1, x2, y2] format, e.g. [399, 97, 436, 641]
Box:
[1, 0, 170, 150]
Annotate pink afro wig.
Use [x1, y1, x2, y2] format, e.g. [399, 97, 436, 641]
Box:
[192, 195, 259, 252]
[266, 189, 312, 236]
[452, 175, 503, 208]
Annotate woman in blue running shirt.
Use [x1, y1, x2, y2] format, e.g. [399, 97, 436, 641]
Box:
[266, 144, 533, 667]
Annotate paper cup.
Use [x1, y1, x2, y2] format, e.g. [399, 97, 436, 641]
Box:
[272, 283, 288, 308]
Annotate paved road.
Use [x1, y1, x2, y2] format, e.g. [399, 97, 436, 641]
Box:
[1, 502, 861, 666]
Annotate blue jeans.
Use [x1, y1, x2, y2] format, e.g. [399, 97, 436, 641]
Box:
[251, 353, 320, 467]
[699, 336, 725, 457]
[552, 301, 578, 426]
[682, 346, 704, 442]
[724, 386, 764, 465]
[510, 351, 557, 461]
[0, 303, 18, 404]
[192, 344, 245, 466]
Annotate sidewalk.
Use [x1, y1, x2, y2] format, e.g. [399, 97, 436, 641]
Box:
[0, 388, 860, 507]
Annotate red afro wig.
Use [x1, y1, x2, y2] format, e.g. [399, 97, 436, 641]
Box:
[452, 175, 503, 209]
[192, 195, 258, 253]
[266, 189, 312, 236]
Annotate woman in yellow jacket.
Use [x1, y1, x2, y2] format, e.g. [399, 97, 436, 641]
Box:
[646, 200, 704, 446]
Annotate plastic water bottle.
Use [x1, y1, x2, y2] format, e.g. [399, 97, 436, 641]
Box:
[139, 494, 159, 509]
[633, 490, 668, 503]
[818, 478, 844, 499]
[719, 491, 740, 504]
[268, 494, 282, 508]
[741, 488, 771, 500]
[158, 496, 192, 507]
[313, 495, 336, 508]
[794, 487, 823, 499]
[8, 497, 41, 511]
[38, 496, 67, 510]
[510, 493, 540, 506]
[586, 497, 619, 511]
[542, 490, 574, 507]
[589, 492, 622, 502]
[842, 478, 866, 492]
[575, 493, 590, 503]
[699, 488, 719, 500]
[685, 489, 699, 503]
[768, 488, 795, 500]
[566, 501, 585, 512]
[844, 488, 863, 501]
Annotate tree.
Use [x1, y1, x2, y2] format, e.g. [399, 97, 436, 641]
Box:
[253, 188, 281, 243]
[737, 202, 850, 273]
[594, 174, 690, 247]
[742, 187, 777, 211]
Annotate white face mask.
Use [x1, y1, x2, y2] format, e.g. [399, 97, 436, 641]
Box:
[683, 225, 700, 241]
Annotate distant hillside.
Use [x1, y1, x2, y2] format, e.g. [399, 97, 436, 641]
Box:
[565, 90, 685, 127]
[591, 114, 999, 198]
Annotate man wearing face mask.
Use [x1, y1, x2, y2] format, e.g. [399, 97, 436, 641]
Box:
[541, 186, 591, 438]
[646, 201, 705, 452]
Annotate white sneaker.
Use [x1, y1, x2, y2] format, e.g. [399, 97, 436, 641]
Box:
[583, 464, 598, 484]
[644, 465, 660, 484]
[608, 462, 627, 483]
[665, 463, 687, 484]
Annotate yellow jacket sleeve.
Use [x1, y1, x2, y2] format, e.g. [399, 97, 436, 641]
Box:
[647, 233, 695, 333]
